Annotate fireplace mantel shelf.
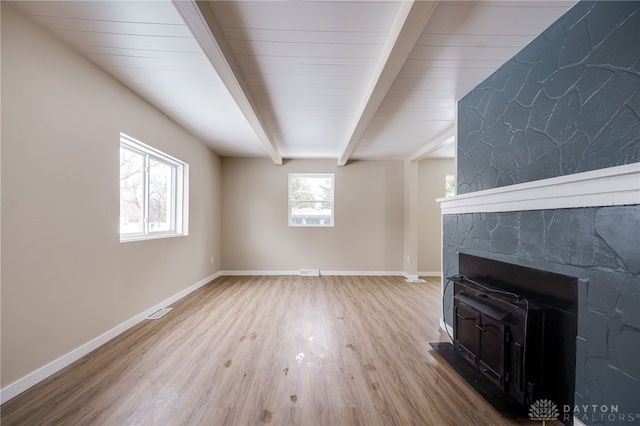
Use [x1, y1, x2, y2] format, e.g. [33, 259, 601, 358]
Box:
[437, 163, 640, 215]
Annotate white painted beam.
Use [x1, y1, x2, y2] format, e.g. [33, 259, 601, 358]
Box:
[407, 124, 455, 162]
[172, 0, 283, 165]
[337, 0, 438, 166]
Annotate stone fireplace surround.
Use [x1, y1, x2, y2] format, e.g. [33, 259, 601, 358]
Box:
[439, 164, 640, 424]
[440, 2, 640, 423]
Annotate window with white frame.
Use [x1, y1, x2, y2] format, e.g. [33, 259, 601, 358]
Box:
[119, 133, 188, 241]
[445, 174, 456, 197]
[288, 173, 334, 227]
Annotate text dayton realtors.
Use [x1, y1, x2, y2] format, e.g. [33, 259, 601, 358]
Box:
[566, 404, 639, 423]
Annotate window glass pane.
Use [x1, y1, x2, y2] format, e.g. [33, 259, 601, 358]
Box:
[291, 201, 332, 226]
[445, 175, 456, 197]
[120, 147, 144, 234]
[289, 174, 334, 227]
[291, 176, 333, 202]
[148, 159, 173, 232]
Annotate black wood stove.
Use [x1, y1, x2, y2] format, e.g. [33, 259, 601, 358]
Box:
[451, 275, 545, 406]
[431, 254, 578, 423]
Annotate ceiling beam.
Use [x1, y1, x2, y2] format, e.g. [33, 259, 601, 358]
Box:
[407, 124, 455, 162]
[172, 0, 283, 165]
[337, 0, 438, 166]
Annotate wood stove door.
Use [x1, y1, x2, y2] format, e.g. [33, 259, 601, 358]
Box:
[478, 314, 506, 389]
[454, 302, 480, 363]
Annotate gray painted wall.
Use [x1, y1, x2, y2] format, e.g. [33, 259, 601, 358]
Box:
[446, 1, 640, 422]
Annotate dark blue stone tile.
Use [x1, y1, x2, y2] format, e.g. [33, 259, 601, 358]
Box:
[598, 365, 640, 417]
[482, 92, 509, 131]
[614, 132, 640, 165]
[525, 128, 557, 160]
[545, 211, 572, 265]
[577, 71, 640, 147]
[510, 131, 530, 168]
[621, 279, 640, 330]
[503, 100, 531, 132]
[561, 132, 589, 175]
[587, 271, 626, 317]
[482, 120, 511, 149]
[443, 215, 458, 245]
[558, 17, 592, 68]
[610, 330, 640, 381]
[496, 172, 515, 189]
[594, 233, 622, 271]
[529, 92, 556, 131]
[504, 61, 534, 102]
[575, 336, 588, 394]
[575, 66, 614, 105]
[586, 311, 609, 357]
[469, 140, 493, 173]
[569, 209, 595, 267]
[490, 223, 519, 255]
[584, 1, 639, 46]
[539, 25, 566, 82]
[578, 278, 589, 338]
[586, 3, 640, 69]
[608, 313, 623, 332]
[515, 63, 543, 107]
[519, 210, 545, 259]
[523, 148, 562, 183]
[498, 211, 518, 227]
[583, 356, 610, 404]
[629, 87, 640, 116]
[515, 32, 549, 64]
[546, 90, 580, 143]
[595, 206, 640, 274]
[492, 148, 517, 173]
[543, 66, 584, 97]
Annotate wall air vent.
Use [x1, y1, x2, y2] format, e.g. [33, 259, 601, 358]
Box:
[146, 307, 173, 319]
[300, 269, 320, 277]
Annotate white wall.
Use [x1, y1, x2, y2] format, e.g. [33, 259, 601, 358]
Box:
[221, 158, 404, 273]
[418, 158, 455, 274]
[1, 4, 222, 388]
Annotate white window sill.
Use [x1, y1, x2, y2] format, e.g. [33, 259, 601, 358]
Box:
[120, 233, 187, 243]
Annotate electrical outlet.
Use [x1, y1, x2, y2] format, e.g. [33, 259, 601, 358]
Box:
[210, 256, 214, 264]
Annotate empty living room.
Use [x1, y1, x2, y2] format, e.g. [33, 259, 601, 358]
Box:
[1, 1, 638, 425]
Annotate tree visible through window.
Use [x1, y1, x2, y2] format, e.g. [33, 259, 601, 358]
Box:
[445, 174, 456, 197]
[288, 174, 334, 226]
[119, 134, 187, 240]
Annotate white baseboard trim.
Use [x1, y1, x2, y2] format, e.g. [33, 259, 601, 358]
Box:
[220, 270, 405, 277]
[324, 270, 404, 276]
[418, 271, 441, 277]
[0, 272, 220, 404]
[220, 270, 299, 276]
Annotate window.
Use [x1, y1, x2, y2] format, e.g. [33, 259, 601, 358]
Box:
[288, 173, 334, 227]
[120, 133, 188, 241]
[445, 174, 456, 197]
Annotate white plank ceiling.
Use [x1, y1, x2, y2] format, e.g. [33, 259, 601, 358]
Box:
[11, 0, 576, 165]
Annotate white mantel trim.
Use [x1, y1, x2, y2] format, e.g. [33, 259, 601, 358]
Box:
[437, 163, 640, 215]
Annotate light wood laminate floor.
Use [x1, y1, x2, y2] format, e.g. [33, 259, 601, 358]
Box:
[2, 276, 544, 425]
